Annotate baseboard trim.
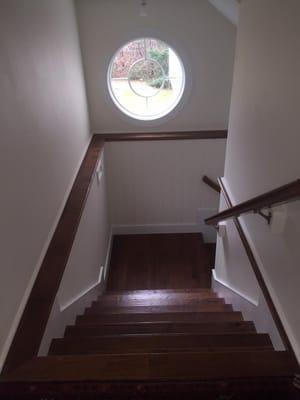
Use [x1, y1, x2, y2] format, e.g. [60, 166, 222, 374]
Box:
[59, 267, 103, 312]
[212, 269, 259, 306]
[111, 223, 201, 235]
[104, 227, 114, 281]
[111, 222, 218, 243]
[59, 227, 114, 312]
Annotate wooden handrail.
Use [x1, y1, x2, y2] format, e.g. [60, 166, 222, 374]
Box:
[208, 178, 297, 360]
[2, 136, 104, 374]
[205, 179, 300, 226]
[202, 175, 221, 193]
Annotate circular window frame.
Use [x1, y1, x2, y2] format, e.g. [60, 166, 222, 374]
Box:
[107, 37, 186, 121]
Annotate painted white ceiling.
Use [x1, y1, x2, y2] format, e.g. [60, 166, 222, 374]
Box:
[208, 0, 239, 25]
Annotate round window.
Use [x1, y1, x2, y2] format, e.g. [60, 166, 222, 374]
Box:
[107, 38, 185, 121]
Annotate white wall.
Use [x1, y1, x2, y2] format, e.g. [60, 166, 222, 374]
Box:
[215, 195, 260, 303]
[74, 0, 235, 243]
[40, 155, 111, 355]
[208, 0, 239, 25]
[212, 271, 285, 351]
[105, 140, 226, 242]
[216, 0, 300, 361]
[58, 154, 109, 308]
[75, 0, 236, 133]
[0, 0, 91, 369]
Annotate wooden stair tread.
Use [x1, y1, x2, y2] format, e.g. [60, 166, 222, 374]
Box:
[95, 294, 220, 307]
[105, 288, 216, 295]
[85, 304, 233, 315]
[98, 290, 218, 302]
[76, 311, 244, 324]
[49, 333, 273, 355]
[91, 297, 225, 308]
[3, 351, 296, 382]
[65, 320, 256, 336]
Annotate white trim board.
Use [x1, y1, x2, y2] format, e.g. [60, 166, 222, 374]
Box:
[111, 223, 217, 242]
[104, 227, 114, 281]
[212, 269, 259, 306]
[38, 225, 113, 356]
[59, 227, 114, 312]
[0, 138, 91, 373]
[59, 267, 103, 312]
[112, 223, 200, 234]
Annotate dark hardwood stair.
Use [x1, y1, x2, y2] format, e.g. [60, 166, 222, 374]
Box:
[3, 351, 296, 382]
[75, 310, 243, 324]
[95, 289, 219, 307]
[1, 288, 298, 399]
[49, 332, 273, 355]
[46, 289, 276, 359]
[64, 320, 257, 336]
[85, 302, 233, 315]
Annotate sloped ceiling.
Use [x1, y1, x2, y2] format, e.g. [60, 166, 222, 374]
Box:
[208, 0, 239, 25]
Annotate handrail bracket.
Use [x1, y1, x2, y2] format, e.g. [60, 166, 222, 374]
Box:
[255, 207, 272, 224]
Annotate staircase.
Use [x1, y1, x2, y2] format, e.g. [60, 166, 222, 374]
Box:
[1, 234, 298, 399]
[3, 290, 297, 398]
[49, 289, 273, 356]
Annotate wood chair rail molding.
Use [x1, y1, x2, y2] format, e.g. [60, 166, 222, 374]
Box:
[95, 130, 228, 142]
[208, 177, 297, 362]
[2, 135, 104, 374]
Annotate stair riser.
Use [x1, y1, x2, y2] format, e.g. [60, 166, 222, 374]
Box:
[65, 321, 256, 337]
[50, 345, 274, 356]
[76, 312, 244, 324]
[4, 352, 297, 381]
[85, 304, 233, 315]
[96, 294, 220, 307]
[49, 333, 273, 356]
[105, 289, 216, 295]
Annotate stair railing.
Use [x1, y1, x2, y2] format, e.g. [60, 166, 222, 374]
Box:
[205, 179, 300, 227]
[205, 177, 300, 361]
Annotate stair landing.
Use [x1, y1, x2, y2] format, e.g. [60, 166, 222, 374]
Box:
[106, 233, 212, 290]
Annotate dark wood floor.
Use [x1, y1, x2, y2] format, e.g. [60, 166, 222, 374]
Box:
[106, 233, 213, 291]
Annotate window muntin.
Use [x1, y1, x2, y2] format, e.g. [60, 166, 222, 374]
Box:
[108, 38, 185, 121]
